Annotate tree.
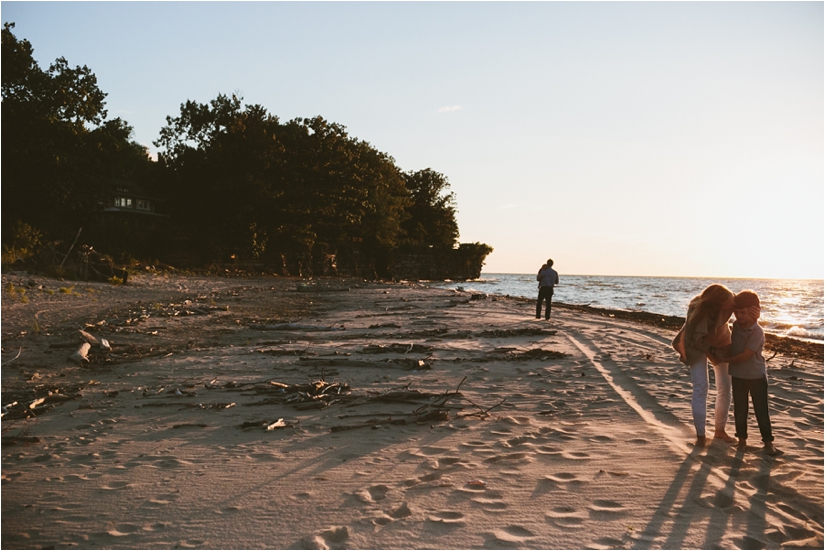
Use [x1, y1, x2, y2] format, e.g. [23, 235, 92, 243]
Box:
[156, 94, 285, 262]
[1, 23, 151, 245]
[401, 168, 459, 248]
[156, 97, 411, 274]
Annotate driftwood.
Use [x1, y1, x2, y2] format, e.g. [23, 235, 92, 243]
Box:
[60, 227, 83, 268]
[329, 378, 470, 432]
[361, 343, 431, 354]
[250, 323, 344, 332]
[68, 343, 91, 365]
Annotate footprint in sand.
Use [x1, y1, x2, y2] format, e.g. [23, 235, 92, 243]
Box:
[693, 493, 738, 510]
[456, 482, 503, 497]
[249, 452, 281, 462]
[142, 492, 180, 507]
[100, 481, 132, 491]
[217, 505, 242, 514]
[1, 471, 24, 483]
[545, 472, 581, 484]
[107, 524, 141, 537]
[561, 451, 591, 460]
[427, 511, 465, 524]
[471, 497, 508, 511]
[484, 452, 532, 465]
[418, 472, 443, 482]
[773, 470, 806, 483]
[460, 440, 491, 448]
[593, 536, 625, 548]
[487, 526, 535, 546]
[546, 506, 586, 527]
[295, 526, 349, 550]
[403, 446, 451, 459]
[588, 499, 627, 517]
[390, 502, 412, 519]
[627, 438, 649, 445]
[371, 514, 394, 526]
[503, 435, 538, 447]
[501, 416, 533, 426]
[735, 535, 769, 549]
[353, 484, 389, 503]
[154, 457, 193, 469]
[428, 457, 462, 469]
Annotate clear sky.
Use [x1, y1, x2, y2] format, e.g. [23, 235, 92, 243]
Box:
[2, 1, 823, 279]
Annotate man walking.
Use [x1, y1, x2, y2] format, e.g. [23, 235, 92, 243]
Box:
[536, 258, 559, 320]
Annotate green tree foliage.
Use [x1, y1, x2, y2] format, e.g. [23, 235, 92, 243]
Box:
[1, 23, 151, 243]
[156, 96, 411, 273]
[402, 169, 459, 248]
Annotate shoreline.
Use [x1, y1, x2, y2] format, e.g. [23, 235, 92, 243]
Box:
[464, 291, 823, 363]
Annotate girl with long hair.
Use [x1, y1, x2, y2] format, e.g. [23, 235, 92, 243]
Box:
[674, 284, 737, 447]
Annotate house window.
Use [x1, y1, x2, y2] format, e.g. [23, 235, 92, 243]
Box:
[115, 197, 132, 208]
[136, 200, 151, 211]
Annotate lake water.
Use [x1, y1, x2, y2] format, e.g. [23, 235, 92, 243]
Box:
[426, 273, 824, 343]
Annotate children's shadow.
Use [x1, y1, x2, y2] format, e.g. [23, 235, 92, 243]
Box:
[634, 442, 738, 549]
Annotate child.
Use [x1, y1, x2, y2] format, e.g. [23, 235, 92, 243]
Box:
[717, 290, 780, 456]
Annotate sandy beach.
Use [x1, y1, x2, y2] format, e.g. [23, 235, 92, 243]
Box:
[2, 273, 822, 549]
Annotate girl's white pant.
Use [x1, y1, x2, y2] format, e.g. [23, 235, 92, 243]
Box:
[689, 356, 731, 437]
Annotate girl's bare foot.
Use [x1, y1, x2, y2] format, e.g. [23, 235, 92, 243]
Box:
[764, 442, 781, 456]
[714, 431, 737, 444]
[695, 435, 707, 448]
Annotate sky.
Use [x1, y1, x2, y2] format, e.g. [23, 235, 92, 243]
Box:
[2, 1, 823, 279]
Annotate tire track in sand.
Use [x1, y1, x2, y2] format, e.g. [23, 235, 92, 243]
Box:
[561, 329, 693, 456]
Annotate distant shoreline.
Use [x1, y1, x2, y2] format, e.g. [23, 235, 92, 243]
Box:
[480, 272, 824, 282]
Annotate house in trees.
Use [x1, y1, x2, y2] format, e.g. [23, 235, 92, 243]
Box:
[102, 179, 168, 228]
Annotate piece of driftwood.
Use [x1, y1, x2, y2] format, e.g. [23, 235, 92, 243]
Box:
[250, 323, 344, 332]
[79, 329, 99, 346]
[479, 328, 556, 337]
[330, 410, 450, 432]
[2, 347, 22, 366]
[69, 343, 91, 365]
[361, 343, 431, 354]
[78, 330, 112, 352]
[298, 357, 386, 368]
[329, 379, 467, 432]
[60, 227, 83, 268]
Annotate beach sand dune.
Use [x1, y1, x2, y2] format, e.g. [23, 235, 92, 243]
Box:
[2, 275, 822, 549]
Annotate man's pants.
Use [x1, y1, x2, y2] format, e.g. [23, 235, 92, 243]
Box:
[536, 286, 554, 320]
[732, 376, 774, 443]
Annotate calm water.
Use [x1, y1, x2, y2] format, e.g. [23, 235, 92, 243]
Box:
[427, 274, 824, 343]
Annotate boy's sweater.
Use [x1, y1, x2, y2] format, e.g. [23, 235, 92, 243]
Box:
[728, 321, 767, 379]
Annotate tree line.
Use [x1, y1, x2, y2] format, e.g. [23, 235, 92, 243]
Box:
[1, 24, 491, 278]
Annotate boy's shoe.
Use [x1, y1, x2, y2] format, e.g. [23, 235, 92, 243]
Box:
[737, 438, 747, 451]
[694, 435, 707, 448]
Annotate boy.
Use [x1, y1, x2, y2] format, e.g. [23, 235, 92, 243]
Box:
[719, 290, 779, 456]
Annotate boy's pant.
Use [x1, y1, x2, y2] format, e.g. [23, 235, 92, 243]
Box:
[732, 376, 774, 443]
[536, 287, 554, 319]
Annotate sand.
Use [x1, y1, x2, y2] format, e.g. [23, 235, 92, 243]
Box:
[2, 273, 822, 549]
